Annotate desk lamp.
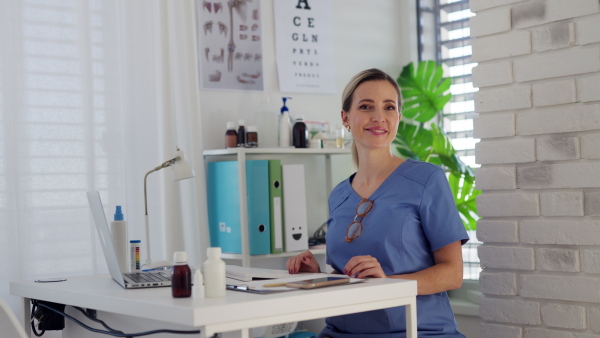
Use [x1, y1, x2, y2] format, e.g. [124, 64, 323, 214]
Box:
[143, 147, 195, 270]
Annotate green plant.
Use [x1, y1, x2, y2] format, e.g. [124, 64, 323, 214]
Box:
[392, 60, 480, 231]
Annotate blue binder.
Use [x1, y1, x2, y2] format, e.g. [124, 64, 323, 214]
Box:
[207, 160, 271, 255]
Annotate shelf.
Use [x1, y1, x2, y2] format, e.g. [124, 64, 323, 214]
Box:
[221, 248, 326, 260]
[204, 147, 351, 156]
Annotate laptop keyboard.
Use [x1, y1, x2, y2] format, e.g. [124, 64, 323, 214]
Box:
[125, 271, 171, 283]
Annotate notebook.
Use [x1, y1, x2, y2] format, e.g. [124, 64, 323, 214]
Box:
[87, 191, 171, 289]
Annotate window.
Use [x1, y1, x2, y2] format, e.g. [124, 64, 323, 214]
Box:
[417, 0, 481, 280]
[0, 0, 123, 277]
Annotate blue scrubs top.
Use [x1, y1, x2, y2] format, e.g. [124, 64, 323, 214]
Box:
[320, 159, 469, 338]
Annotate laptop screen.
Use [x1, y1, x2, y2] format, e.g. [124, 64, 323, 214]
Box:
[87, 191, 126, 287]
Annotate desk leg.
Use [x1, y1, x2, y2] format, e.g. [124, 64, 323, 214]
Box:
[22, 297, 31, 337]
[405, 298, 417, 338]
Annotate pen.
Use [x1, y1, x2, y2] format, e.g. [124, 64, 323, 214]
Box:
[263, 283, 287, 287]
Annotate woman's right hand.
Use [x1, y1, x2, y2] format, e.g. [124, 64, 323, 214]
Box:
[286, 250, 321, 274]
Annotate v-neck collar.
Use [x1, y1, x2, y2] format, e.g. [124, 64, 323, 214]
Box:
[345, 158, 412, 202]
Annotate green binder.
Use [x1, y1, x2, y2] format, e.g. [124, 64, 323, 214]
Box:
[268, 160, 284, 254]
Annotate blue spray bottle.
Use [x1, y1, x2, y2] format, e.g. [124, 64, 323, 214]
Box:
[278, 97, 292, 147]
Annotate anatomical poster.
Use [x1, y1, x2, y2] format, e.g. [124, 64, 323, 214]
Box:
[197, 0, 264, 91]
[273, 0, 336, 94]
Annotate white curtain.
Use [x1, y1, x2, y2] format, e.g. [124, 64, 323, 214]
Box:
[0, 0, 208, 320]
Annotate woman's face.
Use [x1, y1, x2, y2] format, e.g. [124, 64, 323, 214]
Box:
[342, 80, 400, 151]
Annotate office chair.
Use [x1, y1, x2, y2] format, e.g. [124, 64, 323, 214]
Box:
[0, 297, 28, 338]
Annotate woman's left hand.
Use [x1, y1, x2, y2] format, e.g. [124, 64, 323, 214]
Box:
[343, 255, 386, 278]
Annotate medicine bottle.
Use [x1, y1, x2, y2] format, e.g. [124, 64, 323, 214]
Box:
[246, 126, 258, 148]
[278, 97, 292, 147]
[225, 121, 238, 148]
[237, 120, 246, 147]
[109, 206, 128, 273]
[292, 116, 308, 148]
[203, 247, 226, 298]
[171, 251, 192, 298]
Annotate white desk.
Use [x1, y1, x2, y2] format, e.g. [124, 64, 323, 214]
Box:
[11, 274, 417, 338]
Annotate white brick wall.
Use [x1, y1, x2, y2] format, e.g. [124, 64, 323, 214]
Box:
[470, 7, 511, 37]
[475, 166, 516, 190]
[536, 136, 579, 161]
[541, 303, 586, 329]
[536, 247, 580, 272]
[581, 133, 600, 159]
[520, 220, 600, 245]
[514, 47, 600, 82]
[480, 323, 522, 338]
[472, 30, 531, 62]
[473, 113, 515, 138]
[532, 79, 575, 107]
[531, 22, 575, 53]
[477, 191, 539, 217]
[476, 220, 519, 243]
[511, 0, 600, 29]
[521, 275, 600, 302]
[472, 61, 513, 87]
[539, 190, 583, 216]
[474, 84, 531, 113]
[479, 245, 535, 270]
[472, 0, 600, 335]
[577, 13, 600, 45]
[475, 138, 535, 164]
[479, 271, 518, 295]
[479, 297, 541, 324]
[516, 104, 600, 136]
[577, 74, 600, 102]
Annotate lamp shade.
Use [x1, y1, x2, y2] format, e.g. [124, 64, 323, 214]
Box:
[171, 149, 195, 181]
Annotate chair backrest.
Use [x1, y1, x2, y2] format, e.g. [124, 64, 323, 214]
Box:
[0, 298, 28, 338]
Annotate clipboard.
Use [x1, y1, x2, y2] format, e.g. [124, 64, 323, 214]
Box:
[226, 274, 365, 294]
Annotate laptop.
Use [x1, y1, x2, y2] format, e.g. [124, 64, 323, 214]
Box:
[87, 191, 171, 289]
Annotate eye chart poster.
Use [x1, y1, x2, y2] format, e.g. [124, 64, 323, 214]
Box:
[197, 0, 264, 91]
[274, 0, 336, 94]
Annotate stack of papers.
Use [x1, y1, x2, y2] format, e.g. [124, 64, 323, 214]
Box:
[225, 266, 365, 294]
[226, 265, 299, 282]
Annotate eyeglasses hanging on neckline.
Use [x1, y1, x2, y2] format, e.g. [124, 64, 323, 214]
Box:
[345, 198, 374, 243]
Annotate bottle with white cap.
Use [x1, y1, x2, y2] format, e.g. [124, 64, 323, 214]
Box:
[171, 251, 192, 298]
[193, 269, 205, 299]
[203, 247, 226, 298]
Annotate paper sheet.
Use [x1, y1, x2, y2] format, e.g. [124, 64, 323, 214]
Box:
[226, 273, 365, 293]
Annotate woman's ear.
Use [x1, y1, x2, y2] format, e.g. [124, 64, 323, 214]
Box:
[341, 110, 348, 125]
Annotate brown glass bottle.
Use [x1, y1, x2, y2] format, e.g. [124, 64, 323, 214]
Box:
[171, 251, 191, 298]
[225, 121, 238, 148]
[246, 126, 258, 147]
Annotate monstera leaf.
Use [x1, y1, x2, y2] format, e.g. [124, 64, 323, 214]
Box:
[394, 61, 480, 231]
[449, 172, 480, 231]
[398, 60, 452, 123]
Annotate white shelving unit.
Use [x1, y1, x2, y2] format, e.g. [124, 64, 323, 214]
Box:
[203, 147, 351, 266]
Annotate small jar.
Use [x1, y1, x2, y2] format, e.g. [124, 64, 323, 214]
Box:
[246, 126, 258, 148]
[171, 251, 192, 298]
[225, 122, 238, 148]
[292, 116, 308, 148]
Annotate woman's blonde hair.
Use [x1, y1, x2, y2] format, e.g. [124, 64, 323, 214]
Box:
[341, 68, 402, 167]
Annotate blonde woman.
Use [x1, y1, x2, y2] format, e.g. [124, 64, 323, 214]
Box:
[287, 68, 468, 337]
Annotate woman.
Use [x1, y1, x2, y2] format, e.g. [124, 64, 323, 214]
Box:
[286, 68, 469, 337]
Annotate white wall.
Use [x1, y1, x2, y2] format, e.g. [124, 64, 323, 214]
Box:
[471, 0, 600, 336]
[198, 0, 418, 240]
[199, 0, 417, 151]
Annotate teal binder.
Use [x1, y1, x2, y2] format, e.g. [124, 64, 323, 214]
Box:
[268, 160, 284, 254]
[207, 160, 271, 255]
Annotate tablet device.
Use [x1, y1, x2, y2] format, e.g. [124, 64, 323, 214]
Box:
[286, 277, 350, 289]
